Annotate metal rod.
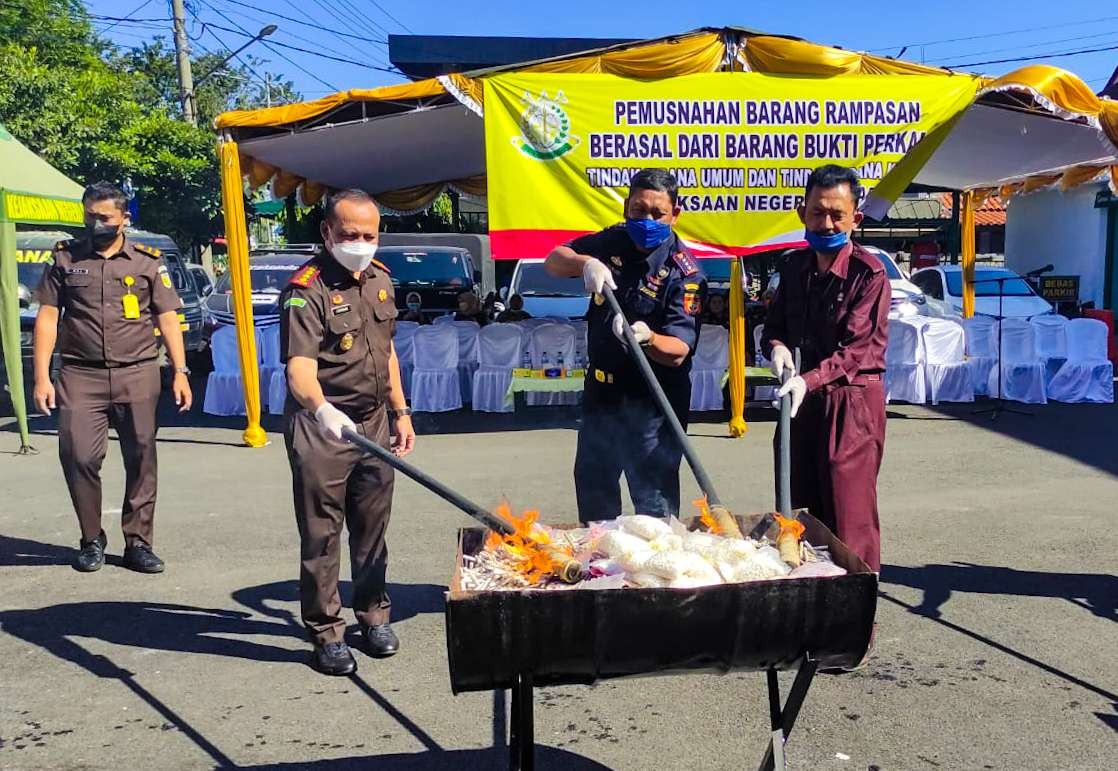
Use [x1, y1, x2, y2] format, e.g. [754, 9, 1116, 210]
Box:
[341, 428, 513, 535]
[601, 285, 723, 507]
[516, 674, 535, 770]
[758, 656, 818, 771]
[778, 370, 792, 517]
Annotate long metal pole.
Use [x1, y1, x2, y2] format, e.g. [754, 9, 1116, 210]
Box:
[341, 428, 514, 535]
[601, 286, 723, 507]
[171, 0, 197, 126]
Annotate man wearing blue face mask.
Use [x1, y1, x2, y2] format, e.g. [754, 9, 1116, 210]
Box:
[762, 165, 889, 573]
[545, 168, 707, 522]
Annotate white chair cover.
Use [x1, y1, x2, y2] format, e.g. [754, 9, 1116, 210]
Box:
[411, 325, 461, 412]
[518, 318, 552, 332]
[690, 324, 729, 411]
[257, 325, 284, 410]
[1030, 314, 1069, 386]
[472, 324, 524, 413]
[884, 317, 926, 404]
[432, 314, 455, 326]
[453, 321, 481, 404]
[1048, 318, 1114, 403]
[268, 368, 287, 415]
[570, 320, 589, 366]
[921, 318, 973, 404]
[528, 323, 578, 406]
[393, 322, 418, 399]
[962, 316, 997, 396]
[992, 319, 1047, 404]
[203, 325, 247, 416]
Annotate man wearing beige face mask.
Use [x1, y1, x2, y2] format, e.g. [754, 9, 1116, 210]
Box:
[279, 189, 415, 675]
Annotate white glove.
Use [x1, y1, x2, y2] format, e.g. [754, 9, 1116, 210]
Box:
[582, 258, 617, 295]
[770, 344, 795, 380]
[315, 401, 357, 441]
[612, 315, 652, 346]
[775, 375, 807, 419]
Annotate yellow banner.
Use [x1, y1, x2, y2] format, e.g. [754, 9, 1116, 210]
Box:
[2, 191, 83, 225]
[484, 72, 980, 258]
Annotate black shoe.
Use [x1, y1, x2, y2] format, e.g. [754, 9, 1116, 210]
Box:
[313, 641, 357, 676]
[361, 623, 399, 658]
[73, 532, 107, 573]
[122, 544, 165, 574]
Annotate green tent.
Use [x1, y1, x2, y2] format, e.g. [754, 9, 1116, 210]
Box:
[0, 123, 84, 453]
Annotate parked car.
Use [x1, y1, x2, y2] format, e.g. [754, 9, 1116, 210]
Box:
[504, 258, 588, 319]
[204, 249, 317, 328]
[375, 245, 480, 318]
[910, 265, 1054, 318]
[125, 229, 207, 359]
[762, 246, 935, 317]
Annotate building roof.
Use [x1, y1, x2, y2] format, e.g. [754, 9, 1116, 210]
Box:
[388, 35, 639, 80]
[940, 193, 1007, 226]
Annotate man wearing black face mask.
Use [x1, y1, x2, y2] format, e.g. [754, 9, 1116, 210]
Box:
[762, 165, 889, 573]
[545, 168, 707, 522]
[33, 182, 192, 574]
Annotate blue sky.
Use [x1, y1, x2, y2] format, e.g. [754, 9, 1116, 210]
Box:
[88, 0, 1118, 99]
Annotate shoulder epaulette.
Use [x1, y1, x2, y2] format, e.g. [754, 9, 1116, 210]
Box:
[371, 258, 391, 274]
[55, 239, 78, 252]
[289, 262, 321, 288]
[133, 242, 162, 258]
[672, 250, 699, 277]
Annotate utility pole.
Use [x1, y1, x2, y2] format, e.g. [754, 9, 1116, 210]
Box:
[171, 0, 197, 126]
[265, 72, 272, 108]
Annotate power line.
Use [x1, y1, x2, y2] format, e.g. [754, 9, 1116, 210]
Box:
[98, 0, 158, 32]
[205, 20, 399, 73]
[946, 41, 1118, 69]
[315, 0, 388, 41]
[869, 14, 1118, 51]
[925, 28, 1118, 64]
[220, 0, 386, 44]
[362, 0, 412, 33]
[194, 0, 340, 92]
[274, 0, 391, 63]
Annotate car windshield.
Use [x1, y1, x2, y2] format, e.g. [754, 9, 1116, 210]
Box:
[946, 270, 1035, 297]
[161, 253, 196, 299]
[515, 262, 587, 297]
[876, 253, 903, 280]
[215, 264, 300, 294]
[377, 250, 469, 286]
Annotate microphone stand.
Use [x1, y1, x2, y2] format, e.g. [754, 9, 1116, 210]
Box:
[970, 275, 1032, 422]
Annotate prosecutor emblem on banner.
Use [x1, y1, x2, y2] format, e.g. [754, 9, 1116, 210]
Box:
[512, 89, 580, 161]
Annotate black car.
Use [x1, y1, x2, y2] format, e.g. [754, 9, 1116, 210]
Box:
[204, 249, 319, 328]
[375, 246, 480, 318]
[125, 229, 206, 357]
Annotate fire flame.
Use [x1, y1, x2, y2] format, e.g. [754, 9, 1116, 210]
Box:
[694, 496, 721, 534]
[485, 502, 577, 584]
[774, 513, 805, 541]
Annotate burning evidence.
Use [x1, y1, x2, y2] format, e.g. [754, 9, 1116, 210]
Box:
[458, 504, 846, 592]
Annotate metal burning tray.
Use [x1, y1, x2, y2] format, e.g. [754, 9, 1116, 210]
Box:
[445, 511, 878, 770]
[446, 510, 876, 692]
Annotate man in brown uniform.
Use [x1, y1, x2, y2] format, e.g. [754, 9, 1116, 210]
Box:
[33, 182, 192, 573]
[280, 189, 415, 676]
[763, 165, 889, 573]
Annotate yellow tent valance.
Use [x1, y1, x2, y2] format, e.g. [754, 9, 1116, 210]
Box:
[740, 35, 954, 78]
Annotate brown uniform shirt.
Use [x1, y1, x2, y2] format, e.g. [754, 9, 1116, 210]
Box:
[37, 236, 183, 366]
[762, 241, 890, 393]
[279, 255, 398, 419]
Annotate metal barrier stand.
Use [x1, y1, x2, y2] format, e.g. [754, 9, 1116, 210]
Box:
[759, 655, 819, 771]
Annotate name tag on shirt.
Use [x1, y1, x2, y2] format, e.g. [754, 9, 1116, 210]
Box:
[66, 267, 89, 275]
[331, 304, 352, 316]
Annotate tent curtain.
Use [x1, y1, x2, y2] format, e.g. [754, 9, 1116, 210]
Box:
[727, 257, 747, 438]
[961, 191, 976, 319]
[218, 139, 267, 448]
[271, 169, 302, 200]
[982, 65, 1118, 149]
[0, 216, 31, 450]
[740, 35, 954, 77]
[448, 175, 487, 199]
[297, 180, 326, 207]
[374, 182, 446, 215]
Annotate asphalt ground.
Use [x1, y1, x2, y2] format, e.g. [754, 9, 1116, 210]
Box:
[1, 384, 1116, 770]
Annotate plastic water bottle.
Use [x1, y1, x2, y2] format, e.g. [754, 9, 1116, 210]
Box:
[556, 352, 566, 377]
[522, 349, 532, 369]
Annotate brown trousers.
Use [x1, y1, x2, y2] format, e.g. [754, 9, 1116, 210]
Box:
[284, 407, 394, 645]
[56, 363, 161, 547]
[776, 379, 885, 572]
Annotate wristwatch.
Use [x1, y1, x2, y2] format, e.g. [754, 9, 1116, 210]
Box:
[175, 366, 191, 376]
[389, 407, 412, 418]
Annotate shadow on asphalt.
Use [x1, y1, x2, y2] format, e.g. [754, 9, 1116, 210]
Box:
[241, 746, 611, 769]
[231, 580, 446, 633]
[881, 561, 1117, 622]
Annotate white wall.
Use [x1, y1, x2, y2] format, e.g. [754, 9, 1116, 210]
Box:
[1005, 184, 1109, 307]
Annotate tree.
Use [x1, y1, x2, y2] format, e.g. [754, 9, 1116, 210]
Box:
[0, 0, 301, 249]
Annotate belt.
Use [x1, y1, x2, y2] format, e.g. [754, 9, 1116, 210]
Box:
[62, 357, 158, 370]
